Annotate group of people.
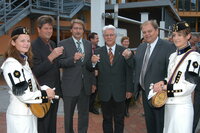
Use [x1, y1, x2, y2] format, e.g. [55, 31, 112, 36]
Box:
[1, 14, 200, 133]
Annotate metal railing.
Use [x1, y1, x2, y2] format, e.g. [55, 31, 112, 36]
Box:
[0, 0, 29, 23]
[0, 0, 87, 35]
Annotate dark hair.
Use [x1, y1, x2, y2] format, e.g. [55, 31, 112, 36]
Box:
[4, 35, 33, 66]
[37, 15, 55, 28]
[11, 26, 29, 37]
[88, 32, 98, 41]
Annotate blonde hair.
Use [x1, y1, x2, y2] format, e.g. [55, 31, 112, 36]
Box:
[70, 19, 85, 30]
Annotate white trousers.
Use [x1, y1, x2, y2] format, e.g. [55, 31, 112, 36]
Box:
[163, 103, 193, 133]
[7, 113, 37, 133]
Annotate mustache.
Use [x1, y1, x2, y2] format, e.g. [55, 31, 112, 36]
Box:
[75, 32, 82, 35]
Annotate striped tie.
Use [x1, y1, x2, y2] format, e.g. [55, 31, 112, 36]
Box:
[108, 48, 114, 65]
[76, 41, 84, 61]
[76, 41, 82, 53]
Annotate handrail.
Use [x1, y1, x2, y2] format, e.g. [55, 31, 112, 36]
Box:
[0, 0, 29, 22]
[0, 0, 86, 23]
[0, 0, 87, 35]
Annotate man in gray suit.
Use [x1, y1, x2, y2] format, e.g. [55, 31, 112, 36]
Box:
[58, 19, 93, 133]
[91, 25, 133, 133]
[134, 20, 175, 133]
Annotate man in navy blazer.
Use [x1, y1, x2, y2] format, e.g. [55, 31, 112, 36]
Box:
[91, 25, 133, 133]
[58, 19, 93, 133]
[134, 20, 175, 133]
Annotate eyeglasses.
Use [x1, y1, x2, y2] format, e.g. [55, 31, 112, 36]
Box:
[104, 34, 115, 37]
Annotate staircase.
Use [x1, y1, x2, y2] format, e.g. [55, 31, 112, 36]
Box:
[0, 0, 90, 36]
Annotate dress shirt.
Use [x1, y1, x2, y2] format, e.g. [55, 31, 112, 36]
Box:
[72, 36, 85, 54]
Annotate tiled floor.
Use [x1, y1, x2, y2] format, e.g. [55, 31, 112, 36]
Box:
[0, 104, 146, 133]
[0, 75, 147, 133]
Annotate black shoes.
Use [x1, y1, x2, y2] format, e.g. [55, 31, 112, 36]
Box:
[125, 110, 129, 117]
[89, 108, 99, 115]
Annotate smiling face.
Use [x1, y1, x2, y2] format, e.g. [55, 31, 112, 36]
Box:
[122, 39, 130, 48]
[91, 34, 99, 46]
[141, 23, 158, 44]
[71, 23, 84, 40]
[172, 31, 191, 49]
[103, 29, 116, 47]
[37, 23, 53, 41]
[11, 34, 31, 54]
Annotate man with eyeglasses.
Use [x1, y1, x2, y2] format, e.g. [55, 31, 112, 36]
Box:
[91, 25, 133, 133]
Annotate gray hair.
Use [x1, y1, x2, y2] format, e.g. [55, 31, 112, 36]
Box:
[102, 25, 117, 35]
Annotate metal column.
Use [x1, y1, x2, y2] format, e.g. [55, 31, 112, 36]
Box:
[91, 0, 105, 46]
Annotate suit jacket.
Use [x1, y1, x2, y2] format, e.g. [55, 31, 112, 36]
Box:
[134, 38, 175, 99]
[58, 37, 93, 97]
[94, 45, 133, 102]
[31, 37, 62, 96]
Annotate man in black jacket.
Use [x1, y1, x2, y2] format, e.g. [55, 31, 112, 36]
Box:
[31, 15, 64, 133]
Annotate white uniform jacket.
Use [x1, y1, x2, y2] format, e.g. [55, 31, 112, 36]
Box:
[166, 50, 200, 104]
[1, 57, 49, 115]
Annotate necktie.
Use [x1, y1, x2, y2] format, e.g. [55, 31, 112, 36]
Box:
[108, 48, 114, 65]
[76, 41, 82, 53]
[140, 44, 151, 89]
[76, 41, 84, 61]
[47, 43, 53, 52]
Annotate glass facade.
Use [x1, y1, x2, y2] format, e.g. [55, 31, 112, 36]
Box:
[177, 0, 198, 11]
[198, 18, 200, 32]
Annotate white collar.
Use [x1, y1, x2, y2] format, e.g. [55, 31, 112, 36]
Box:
[72, 36, 82, 44]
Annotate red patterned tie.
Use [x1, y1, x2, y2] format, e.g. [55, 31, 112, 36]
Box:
[108, 48, 114, 65]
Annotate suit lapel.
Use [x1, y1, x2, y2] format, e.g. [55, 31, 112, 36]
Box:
[146, 39, 161, 73]
[38, 37, 51, 54]
[112, 45, 120, 66]
[69, 37, 78, 53]
[102, 46, 111, 65]
[82, 39, 88, 63]
[138, 44, 147, 71]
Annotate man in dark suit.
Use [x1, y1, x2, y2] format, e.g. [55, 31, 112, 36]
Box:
[31, 15, 64, 133]
[134, 20, 175, 133]
[91, 25, 133, 133]
[58, 19, 93, 133]
[88, 32, 100, 115]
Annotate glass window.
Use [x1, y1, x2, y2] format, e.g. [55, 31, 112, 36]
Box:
[198, 0, 200, 11]
[191, 0, 197, 11]
[178, 0, 197, 11]
[178, 0, 184, 11]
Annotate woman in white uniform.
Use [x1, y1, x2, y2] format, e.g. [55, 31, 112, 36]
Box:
[153, 22, 200, 133]
[1, 27, 55, 133]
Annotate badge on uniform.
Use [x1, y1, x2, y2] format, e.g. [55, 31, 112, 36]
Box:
[8, 69, 28, 96]
[185, 60, 200, 84]
[14, 70, 21, 78]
